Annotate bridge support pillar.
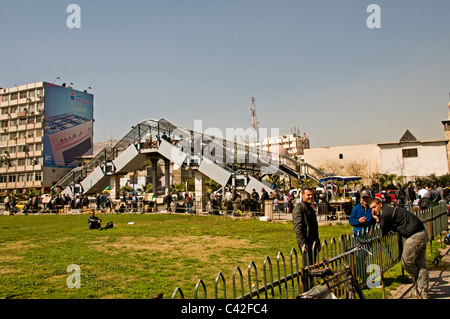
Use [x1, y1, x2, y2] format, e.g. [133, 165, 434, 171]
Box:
[164, 159, 171, 195]
[194, 171, 206, 213]
[109, 175, 121, 201]
[151, 159, 158, 196]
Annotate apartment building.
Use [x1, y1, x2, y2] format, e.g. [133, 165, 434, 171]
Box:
[250, 132, 310, 158]
[0, 81, 94, 193]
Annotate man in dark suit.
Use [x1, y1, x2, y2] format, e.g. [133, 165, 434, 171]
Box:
[292, 187, 320, 265]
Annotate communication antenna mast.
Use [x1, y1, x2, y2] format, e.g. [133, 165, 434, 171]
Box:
[250, 97, 259, 144]
[291, 126, 300, 136]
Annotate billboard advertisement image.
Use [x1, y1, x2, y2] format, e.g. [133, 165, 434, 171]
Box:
[43, 84, 94, 168]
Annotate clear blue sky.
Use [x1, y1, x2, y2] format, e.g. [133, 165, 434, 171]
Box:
[1, 0, 450, 147]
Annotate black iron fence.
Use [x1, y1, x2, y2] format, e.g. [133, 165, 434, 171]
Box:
[171, 204, 448, 299]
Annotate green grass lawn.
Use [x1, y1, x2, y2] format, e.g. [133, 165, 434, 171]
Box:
[0, 213, 441, 299]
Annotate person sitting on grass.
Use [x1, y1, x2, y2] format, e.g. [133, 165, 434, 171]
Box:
[88, 211, 102, 229]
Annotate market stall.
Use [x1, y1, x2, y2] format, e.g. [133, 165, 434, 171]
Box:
[318, 176, 362, 220]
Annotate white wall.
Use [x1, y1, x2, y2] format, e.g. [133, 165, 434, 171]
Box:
[304, 144, 379, 182]
[304, 140, 449, 182]
[378, 141, 449, 178]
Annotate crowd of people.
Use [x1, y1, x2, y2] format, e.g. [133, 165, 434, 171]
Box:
[3, 180, 450, 217]
[2, 193, 113, 214]
[209, 186, 300, 215]
[208, 182, 450, 217]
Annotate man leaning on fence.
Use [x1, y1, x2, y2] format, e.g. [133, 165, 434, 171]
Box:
[292, 187, 321, 265]
[369, 197, 429, 299]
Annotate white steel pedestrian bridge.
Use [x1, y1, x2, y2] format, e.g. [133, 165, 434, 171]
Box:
[54, 118, 334, 206]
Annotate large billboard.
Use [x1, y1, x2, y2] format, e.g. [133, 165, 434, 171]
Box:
[43, 83, 94, 168]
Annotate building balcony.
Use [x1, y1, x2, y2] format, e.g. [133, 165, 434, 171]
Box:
[16, 165, 26, 172]
[7, 166, 17, 173]
[16, 181, 26, 188]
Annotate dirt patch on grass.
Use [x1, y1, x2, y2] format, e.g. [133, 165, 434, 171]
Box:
[0, 240, 40, 252]
[94, 235, 263, 263]
[47, 237, 76, 244]
[0, 241, 41, 274]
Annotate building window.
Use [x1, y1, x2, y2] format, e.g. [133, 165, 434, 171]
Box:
[35, 172, 42, 181]
[10, 93, 17, 100]
[17, 145, 28, 152]
[19, 91, 27, 99]
[1, 95, 8, 102]
[8, 175, 16, 183]
[339, 154, 343, 159]
[402, 148, 418, 158]
[0, 175, 7, 183]
[27, 173, 34, 182]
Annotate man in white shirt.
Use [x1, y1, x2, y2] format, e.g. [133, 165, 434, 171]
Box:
[418, 186, 429, 199]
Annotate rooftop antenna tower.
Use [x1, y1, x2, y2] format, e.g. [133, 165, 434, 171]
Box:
[291, 126, 301, 136]
[250, 97, 259, 144]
